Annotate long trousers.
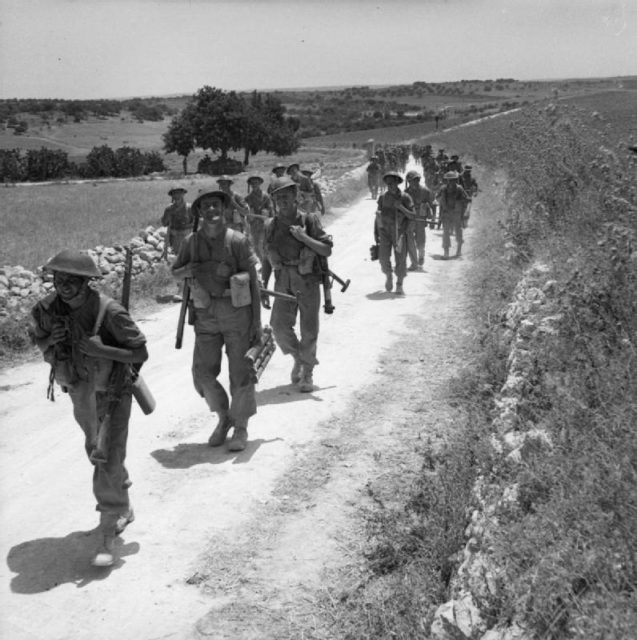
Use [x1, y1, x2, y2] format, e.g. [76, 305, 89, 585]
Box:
[378, 220, 407, 279]
[407, 219, 426, 265]
[192, 298, 256, 425]
[270, 266, 321, 369]
[442, 213, 464, 251]
[67, 383, 132, 531]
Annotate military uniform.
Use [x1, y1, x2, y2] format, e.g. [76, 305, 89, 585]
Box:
[217, 176, 250, 235]
[366, 157, 382, 199]
[287, 164, 316, 214]
[173, 217, 259, 435]
[405, 173, 434, 268]
[245, 181, 274, 263]
[31, 250, 148, 567]
[438, 172, 471, 258]
[263, 178, 333, 391]
[161, 188, 193, 254]
[375, 172, 414, 293]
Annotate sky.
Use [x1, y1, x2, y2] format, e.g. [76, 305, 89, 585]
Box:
[0, 0, 635, 99]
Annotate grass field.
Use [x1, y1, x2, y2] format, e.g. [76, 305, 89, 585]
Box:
[0, 145, 365, 271]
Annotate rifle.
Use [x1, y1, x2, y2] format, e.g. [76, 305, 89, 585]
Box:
[245, 325, 276, 383]
[318, 255, 335, 314]
[328, 269, 350, 293]
[260, 287, 298, 303]
[175, 210, 201, 349]
[91, 246, 156, 464]
[162, 224, 170, 261]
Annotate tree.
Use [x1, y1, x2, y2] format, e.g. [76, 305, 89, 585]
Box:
[162, 104, 196, 174]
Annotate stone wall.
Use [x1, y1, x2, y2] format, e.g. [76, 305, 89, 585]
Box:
[431, 263, 559, 640]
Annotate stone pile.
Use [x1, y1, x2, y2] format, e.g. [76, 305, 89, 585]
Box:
[0, 226, 167, 320]
[431, 263, 558, 640]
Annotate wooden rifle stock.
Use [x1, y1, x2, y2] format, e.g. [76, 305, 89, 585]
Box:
[318, 255, 334, 314]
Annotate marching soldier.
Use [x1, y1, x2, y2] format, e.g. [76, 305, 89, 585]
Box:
[405, 170, 434, 270]
[447, 154, 463, 173]
[171, 190, 262, 452]
[261, 177, 333, 393]
[31, 250, 148, 567]
[244, 174, 274, 263]
[267, 163, 287, 197]
[366, 155, 382, 199]
[286, 163, 315, 214]
[374, 172, 415, 295]
[302, 168, 326, 216]
[438, 171, 471, 258]
[216, 176, 250, 235]
[161, 187, 193, 256]
[460, 165, 479, 227]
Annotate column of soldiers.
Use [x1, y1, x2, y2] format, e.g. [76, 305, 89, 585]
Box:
[31, 148, 476, 568]
[370, 145, 479, 293]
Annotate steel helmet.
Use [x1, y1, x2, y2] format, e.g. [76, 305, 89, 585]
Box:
[444, 171, 460, 180]
[382, 171, 403, 184]
[405, 170, 421, 181]
[269, 177, 298, 195]
[192, 189, 231, 210]
[246, 174, 264, 184]
[44, 249, 102, 278]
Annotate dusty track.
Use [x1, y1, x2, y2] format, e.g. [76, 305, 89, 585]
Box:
[0, 162, 474, 640]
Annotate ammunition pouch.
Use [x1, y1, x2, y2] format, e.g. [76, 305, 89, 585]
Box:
[370, 244, 379, 261]
[298, 247, 317, 275]
[230, 272, 252, 307]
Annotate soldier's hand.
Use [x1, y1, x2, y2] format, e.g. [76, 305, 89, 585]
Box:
[288, 225, 307, 241]
[250, 323, 263, 345]
[48, 321, 68, 346]
[78, 334, 107, 357]
[260, 292, 271, 309]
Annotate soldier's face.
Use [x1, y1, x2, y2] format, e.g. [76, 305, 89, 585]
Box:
[218, 181, 231, 193]
[384, 177, 400, 191]
[53, 272, 87, 303]
[171, 192, 184, 204]
[273, 188, 297, 215]
[248, 180, 261, 192]
[199, 197, 227, 238]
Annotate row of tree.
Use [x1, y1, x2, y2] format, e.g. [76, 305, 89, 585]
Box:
[162, 87, 300, 173]
[0, 146, 165, 182]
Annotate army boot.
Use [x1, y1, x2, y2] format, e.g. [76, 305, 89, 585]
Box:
[299, 368, 314, 393]
[395, 280, 405, 296]
[92, 533, 116, 567]
[227, 424, 248, 452]
[115, 508, 135, 535]
[444, 247, 449, 259]
[290, 358, 303, 384]
[208, 414, 232, 447]
[384, 272, 393, 292]
[456, 243, 463, 257]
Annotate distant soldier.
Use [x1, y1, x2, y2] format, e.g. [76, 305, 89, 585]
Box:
[438, 171, 471, 258]
[245, 174, 274, 263]
[31, 250, 148, 567]
[447, 154, 463, 173]
[261, 177, 333, 393]
[405, 170, 434, 270]
[286, 163, 316, 214]
[460, 165, 479, 227]
[161, 187, 193, 255]
[366, 155, 382, 199]
[267, 163, 287, 197]
[216, 176, 250, 235]
[302, 168, 326, 216]
[374, 172, 415, 295]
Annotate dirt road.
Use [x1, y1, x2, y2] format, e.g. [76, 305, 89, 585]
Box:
[0, 164, 473, 640]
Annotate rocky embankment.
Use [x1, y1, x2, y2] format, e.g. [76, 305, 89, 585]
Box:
[431, 262, 559, 640]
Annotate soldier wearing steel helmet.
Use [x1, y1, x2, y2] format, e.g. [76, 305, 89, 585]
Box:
[172, 189, 262, 452]
[374, 171, 415, 295]
[261, 177, 333, 393]
[404, 170, 434, 270]
[216, 175, 250, 235]
[437, 171, 471, 258]
[161, 187, 193, 255]
[267, 163, 287, 197]
[286, 163, 316, 215]
[302, 168, 326, 216]
[366, 155, 382, 199]
[244, 174, 274, 263]
[30, 250, 148, 567]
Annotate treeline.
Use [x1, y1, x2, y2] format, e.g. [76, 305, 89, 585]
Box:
[0, 145, 165, 182]
[0, 97, 176, 124]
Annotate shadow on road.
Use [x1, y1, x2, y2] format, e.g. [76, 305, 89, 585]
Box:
[7, 529, 139, 593]
[256, 383, 334, 406]
[366, 291, 395, 301]
[151, 437, 283, 469]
